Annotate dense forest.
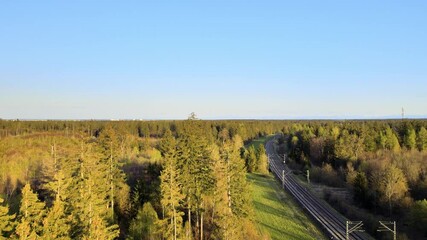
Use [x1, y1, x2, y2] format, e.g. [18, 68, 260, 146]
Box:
[1, 119, 427, 239]
[279, 120, 427, 239]
[0, 119, 277, 239]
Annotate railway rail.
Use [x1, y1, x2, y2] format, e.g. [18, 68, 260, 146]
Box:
[265, 138, 372, 240]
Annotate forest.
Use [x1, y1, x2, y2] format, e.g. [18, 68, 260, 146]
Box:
[279, 120, 427, 239]
[0, 119, 276, 239]
[0, 119, 427, 239]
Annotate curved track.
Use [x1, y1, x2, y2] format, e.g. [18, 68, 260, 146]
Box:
[265, 138, 372, 240]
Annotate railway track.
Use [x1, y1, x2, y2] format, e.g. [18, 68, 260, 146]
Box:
[265, 139, 372, 240]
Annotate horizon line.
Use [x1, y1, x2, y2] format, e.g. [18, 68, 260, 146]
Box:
[1, 116, 426, 121]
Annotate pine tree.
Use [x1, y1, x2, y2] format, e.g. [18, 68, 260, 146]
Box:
[15, 183, 45, 239]
[0, 196, 15, 238]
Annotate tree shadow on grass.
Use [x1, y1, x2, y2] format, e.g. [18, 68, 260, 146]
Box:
[258, 221, 307, 240]
[253, 200, 294, 222]
[247, 173, 273, 187]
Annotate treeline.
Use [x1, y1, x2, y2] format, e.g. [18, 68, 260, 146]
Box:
[0, 119, 284, 141]
[280, 119, 427, 238]
[0, 120, 280, 239]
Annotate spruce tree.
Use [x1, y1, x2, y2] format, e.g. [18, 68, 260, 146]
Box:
[128, 202, 159, 240]
[84, 215, 119, 240]
[175, 134, 195, 237]
[70, 141, 119, 239]
[245, 145, 257, 173]
[42, 197, 71, 240]
[404, 127, 417, 150]
[228, 136, 252, 218]
[0, 196, 15, 238]
[213, 135, 251, 239]
[159, 130, 184, 240]
[417, 127, 427, 151]
[15, 183, 45, 239]
[98, 125, 126, 221]
[256, 145, 268, 174]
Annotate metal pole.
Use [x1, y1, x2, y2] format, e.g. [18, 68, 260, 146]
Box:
[394, 221, 396, 240]
[346, 221, 349, 240]
[307, 169, 310, 184]
[282, 170, 285, 188]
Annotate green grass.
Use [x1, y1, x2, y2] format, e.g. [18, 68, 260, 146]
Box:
[248, 173, 327, 240]
[245, 135, 326, 240]
[245, 135, 274, 149]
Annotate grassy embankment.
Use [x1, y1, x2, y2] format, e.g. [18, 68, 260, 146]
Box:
[246, 136, 326, 240]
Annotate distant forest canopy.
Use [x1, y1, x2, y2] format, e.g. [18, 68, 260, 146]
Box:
[0, 119, 427, 239]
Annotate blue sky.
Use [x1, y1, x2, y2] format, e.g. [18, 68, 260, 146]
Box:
[1, 1, 426, 119]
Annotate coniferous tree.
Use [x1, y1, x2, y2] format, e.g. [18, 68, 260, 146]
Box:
[353, 172, 368, 205]
[0, 196, 15, 238]
[159, 130, 184, 240]
[98, 125, 124, 221]
[128, 202, 159, 240]
[189, 136, 214, 240]
[404, 127, 417, 150]
[15, 183, 45, 240]
[42, 197, 71, 240]
[84, 214, 119, 240]
[228, 136, 252, 218]
[417, 127, 427, 151]
[385, 128, 401, 152]
[212, 140, 244, 240]
[175, 134, 194, 238]
[256, 145, 268, 174]
[71, 141, 119, 239]
[245, 145, 257, 173]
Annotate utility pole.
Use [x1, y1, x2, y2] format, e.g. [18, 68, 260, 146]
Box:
[282, 170, 285, 188]
[346, 221, 364, 240]
[402, 107, 405, 120]
[377, 221, 396, 240]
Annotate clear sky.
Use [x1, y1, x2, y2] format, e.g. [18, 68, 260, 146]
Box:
[1, 1, 426, 119]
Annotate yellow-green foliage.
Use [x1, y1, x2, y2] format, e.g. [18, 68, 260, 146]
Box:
[248, 173, 326, 240]
[0, 134, 80, 197]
